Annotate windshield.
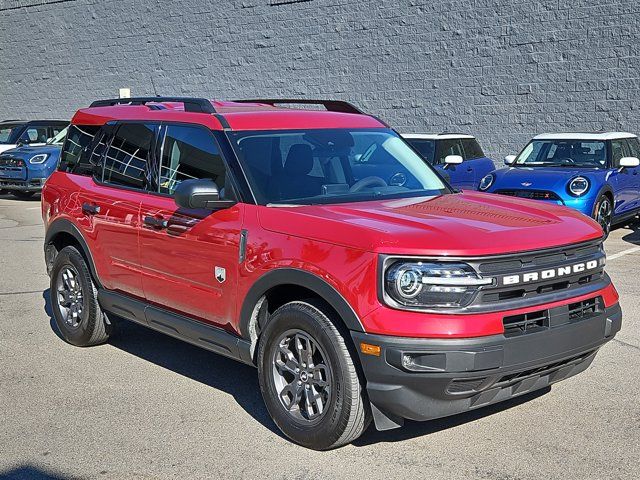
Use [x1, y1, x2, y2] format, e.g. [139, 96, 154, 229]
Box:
[0, 124, 22, 144]
[231, 129, 449, 205]
[47, 126, 68, 145]
[516, 140, 608, 168]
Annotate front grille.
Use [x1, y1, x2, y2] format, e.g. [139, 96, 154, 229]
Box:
[495, 189, 562, 201]
[503, 309, 549, 337]
[568, 297, 602, 321]
[0, 156, 24, 168]
[501, 296, 602, 338]
[468, 241, 606, 312]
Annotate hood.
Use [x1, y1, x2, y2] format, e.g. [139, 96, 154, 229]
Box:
[492, 166, 601, 191]
[258, 192, 603, 256]
[1, 144, 62, 159]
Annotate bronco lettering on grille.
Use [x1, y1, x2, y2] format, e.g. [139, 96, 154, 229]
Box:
[502, 260, 600, 286]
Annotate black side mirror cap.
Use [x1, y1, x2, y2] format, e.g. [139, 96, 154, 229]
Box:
[174, 179, 236, 210]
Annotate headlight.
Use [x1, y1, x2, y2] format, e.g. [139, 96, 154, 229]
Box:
[383, 260, 492, 309]
[568, 176, 590, 196]
[478, 173, 494, 191]
[29, 154, 49, 164]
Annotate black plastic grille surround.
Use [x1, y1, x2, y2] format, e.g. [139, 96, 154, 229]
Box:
[495, 189, 563, 201]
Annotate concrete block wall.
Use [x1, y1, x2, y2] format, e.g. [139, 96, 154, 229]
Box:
[0, 0, 638, 161]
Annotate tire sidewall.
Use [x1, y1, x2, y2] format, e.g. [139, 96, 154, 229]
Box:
[593, 195, 612, 235]
[50, 247, 100, 346]
[257, 302, 355, 450]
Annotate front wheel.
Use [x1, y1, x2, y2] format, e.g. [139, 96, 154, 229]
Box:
[50, 246, 110, 346]
[257, 300, 370, 450]
[593, 195, 613, 235]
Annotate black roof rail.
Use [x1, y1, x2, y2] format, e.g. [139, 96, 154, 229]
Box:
[232, 99, 365, 114]
[89, 97, 216, 114]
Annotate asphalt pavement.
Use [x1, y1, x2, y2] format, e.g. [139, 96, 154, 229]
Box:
[0, 193, 638, 480]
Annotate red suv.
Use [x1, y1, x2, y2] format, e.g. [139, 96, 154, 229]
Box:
[42, 97, 621, 450]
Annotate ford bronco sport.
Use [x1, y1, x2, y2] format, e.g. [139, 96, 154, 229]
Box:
[42, 97, 622, 450]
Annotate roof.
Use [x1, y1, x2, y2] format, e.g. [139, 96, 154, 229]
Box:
[72, 99, 387, 132]
[533, 132, 637, 141]
[0, 120, 67, 125]
[402, 133, 475, 140]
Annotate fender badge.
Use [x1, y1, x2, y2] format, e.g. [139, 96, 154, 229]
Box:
[215, 266, 226, 283]
[521, 182, 533, 187]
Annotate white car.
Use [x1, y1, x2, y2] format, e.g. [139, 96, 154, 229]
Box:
[0, 120, 68, 154]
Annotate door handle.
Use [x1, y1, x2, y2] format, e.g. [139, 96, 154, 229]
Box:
[82, 203, 100, 215]
[144, 215, 168, 229]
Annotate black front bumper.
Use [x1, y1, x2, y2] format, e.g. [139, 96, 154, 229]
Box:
[0, 178, 44, 192]
[351, 303, 622, 430]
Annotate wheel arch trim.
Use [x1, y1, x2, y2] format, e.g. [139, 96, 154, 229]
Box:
[239, 268, 365, 340]
[44, 218, 102, 288]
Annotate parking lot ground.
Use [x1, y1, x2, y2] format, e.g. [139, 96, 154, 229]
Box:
[0, 193, 638, 480]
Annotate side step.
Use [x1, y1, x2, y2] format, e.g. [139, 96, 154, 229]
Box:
[98, 289, 254, 366]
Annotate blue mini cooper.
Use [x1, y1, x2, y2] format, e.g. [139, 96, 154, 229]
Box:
[478, 132, 640, 233]
[0, 126, 67, 199]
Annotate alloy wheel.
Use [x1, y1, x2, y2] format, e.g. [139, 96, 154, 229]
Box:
[596, 197, 612, 234]
[271, 329, 333, 423]
[56, 266, 85, 328]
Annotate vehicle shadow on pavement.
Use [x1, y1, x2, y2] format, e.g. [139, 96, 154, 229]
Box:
[621, 223, 640, 246]
[42, 289, 283, 438]
[42, 289, 551, 447]
[0, 465, 69, 479]
[353, 387, 550, 447]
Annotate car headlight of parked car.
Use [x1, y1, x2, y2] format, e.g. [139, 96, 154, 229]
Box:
[383, 260, 492, 309]
[568, 176, 590, 196]
[29, 153, 49, 164]
[478, 173, 495, 191]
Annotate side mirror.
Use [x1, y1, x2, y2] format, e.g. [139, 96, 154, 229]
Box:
[17, 138, 30, 147]
[444, 155, 463, 165]
[174, 179, 236, 210]
[443, 155, 463, 169]
[504, 155, 517, 165]
[619, 157, 640, 169]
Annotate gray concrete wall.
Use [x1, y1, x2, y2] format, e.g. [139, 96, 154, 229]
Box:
[0, 0, 638, 160]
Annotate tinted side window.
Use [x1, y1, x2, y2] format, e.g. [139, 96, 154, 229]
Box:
[611, 139, 630, 168]
[102, 123, 155, 189]
[461, 138, 485, 160]
[157, 125, 227, 196]
[626, 137, 640, 159]
[59, 125, 100, 175]
[435, 139, 463, 164]
[21, 126, 48, 143]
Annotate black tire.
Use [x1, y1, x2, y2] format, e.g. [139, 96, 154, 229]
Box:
[50, 246, 110, 347]
[257, 300, 370, 450]
[593, 195, 613, 236]
[11, 191, 35, 199]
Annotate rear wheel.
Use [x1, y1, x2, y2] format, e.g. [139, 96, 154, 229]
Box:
[12, 191, 35, 199]
[50, 246, 110, 346]
[593, 195, 613, 235]
[257, 300, 370, 450]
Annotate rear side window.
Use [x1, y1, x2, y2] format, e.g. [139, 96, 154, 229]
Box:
[59, 125, 100, 175]
[101, 123, 156, 189]
[155, 124, 228, 196]
[461, 138, 485, 160]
